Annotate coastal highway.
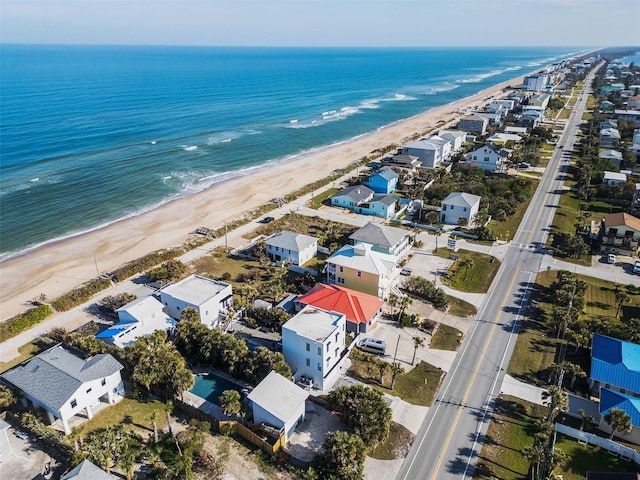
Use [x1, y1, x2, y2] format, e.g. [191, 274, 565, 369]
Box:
[395, 67, 601, 480]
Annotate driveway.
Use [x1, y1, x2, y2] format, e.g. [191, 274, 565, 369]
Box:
[0, 423, 61, 480]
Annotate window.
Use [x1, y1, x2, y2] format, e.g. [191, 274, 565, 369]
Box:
[317, 346, 322, 356]
[335, 333, 339, 342]
[101, 378, 106, 386]
[306, 358, 310, 367]
[484, 157, 490, 162]
[339, 266, 344, 273]
[86, 388, 92, 394]
[357, 271, 362, 278]
[70, 399, 77, 409]
[463, 207, 467, 212]
[306, 343, 310, 352]
[326, 343, 330, 352]
[317, 363, 322, 371]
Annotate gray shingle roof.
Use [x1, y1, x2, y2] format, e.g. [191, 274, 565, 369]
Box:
[62, 460, 113, 480]
[265, 230, 317, 252]
[442, 192, 481, 208]
[349, 222, 408, 248]
[372, 195, 397, 206]
[1, 346, 123, 412]
[334, 185, 374, 202]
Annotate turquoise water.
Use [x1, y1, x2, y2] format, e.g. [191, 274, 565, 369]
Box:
[190, 372, 243, 404]
[0, 45, 581, 258]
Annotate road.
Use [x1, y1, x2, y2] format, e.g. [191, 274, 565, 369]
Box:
[395, 66, 602, 480]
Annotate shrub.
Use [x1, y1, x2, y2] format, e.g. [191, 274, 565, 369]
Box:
[51, 277, 112, 312]
[147, 259, 187, 282]
[0, 304, 54, 342]
[110, 248, 182, 282]
[403, 276, 448, 310]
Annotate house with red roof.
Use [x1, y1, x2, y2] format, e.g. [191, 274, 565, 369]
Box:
[296, 283, 384, 334]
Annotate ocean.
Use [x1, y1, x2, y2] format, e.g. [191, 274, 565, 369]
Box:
[0, 45, 580, 259]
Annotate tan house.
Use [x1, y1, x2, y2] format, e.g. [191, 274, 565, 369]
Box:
[325, 242, 397, 299]
[599, 212, 640, 254]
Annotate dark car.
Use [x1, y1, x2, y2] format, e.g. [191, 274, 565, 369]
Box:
[262, 216, 275, 223]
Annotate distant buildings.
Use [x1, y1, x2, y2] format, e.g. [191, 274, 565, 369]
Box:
[457, 114, 489, 136]
[523, 74, 550, 92]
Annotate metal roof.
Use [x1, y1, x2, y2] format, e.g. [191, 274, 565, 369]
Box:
[599, 387, 640, 427]
[590, 334, 640, 394]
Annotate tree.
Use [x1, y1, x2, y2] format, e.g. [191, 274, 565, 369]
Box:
[0, 385, 15, 410]
[218, 390, 242, 418]
[412, 336, 424, 365]
[578, 408, 594, 432]
[315, 431, 365, 480]
[604, 408, 632, 439]
[391, 362, 404, 390]
[397, 295, 413, 323]
[563, 362, 586, 389]
[387, 293, 399, 319]
[542, 386, 568, 423]
[615, 290, 631, 318]
[180, 307, 200, 323]
[327, 384, 392, 446]
[522, 443, 545, 480]
[148, 411, 159, 443]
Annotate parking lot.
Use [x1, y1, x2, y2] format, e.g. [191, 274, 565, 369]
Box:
[0, 421, 63, 480]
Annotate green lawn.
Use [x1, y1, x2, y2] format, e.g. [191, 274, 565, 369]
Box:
[309, 187, 339, 209]
[446, 295, 478, 318]
[508, 270, 640, 387]
[434, 247, 501, 293]
[430, 324, 463, 351]
[554, 434, 640, 480]
[490, 179, 539, 241]
[474, 395, 547, 480]
[346, 355, 444, 407]
[70, 398, 168, 439]
[368, 421, 415, 460]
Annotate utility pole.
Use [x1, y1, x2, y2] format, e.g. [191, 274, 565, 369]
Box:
[392, 334, 400, 364]
[224, 221, 228, 253]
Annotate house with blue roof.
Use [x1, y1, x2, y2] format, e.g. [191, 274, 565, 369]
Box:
[363, 168, 398, 194]
[589, 333, 640, 443]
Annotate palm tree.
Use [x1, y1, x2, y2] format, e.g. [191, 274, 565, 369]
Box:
[412, 336, 424, 365]
[542, 386, 568, 423]
[147, 411, 159, 443]
[522, 443, 544, 480]
[563, 362, 586, 389]
[615, 290, 630, 318]
[397, 295, 413, 322]
[378, 361, 391, 387]
[0, 385, 15, 410]
[219, 390, 242, 418]
[578, 408, 594, 431]
[390, 362, 404, 390]
[604, 408, 632, 439]
[387, 293, 399, 319]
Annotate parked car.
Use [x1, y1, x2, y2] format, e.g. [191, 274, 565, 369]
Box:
[262, 216, 275, 223]
[518, 162, 531, 169]
[634, 261, 640, 274]
[400, 267, 413, 276]
[607, 253, 616, 264]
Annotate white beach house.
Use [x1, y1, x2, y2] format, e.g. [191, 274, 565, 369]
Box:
[264, 230, 318, 266]
[282, 305, 347, 392]
[160, 274, 233, 328]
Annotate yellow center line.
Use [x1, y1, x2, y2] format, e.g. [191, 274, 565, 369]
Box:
[429, 269, 520, 480]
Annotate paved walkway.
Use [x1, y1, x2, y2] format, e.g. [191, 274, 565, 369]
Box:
[500, 374, 547, 406]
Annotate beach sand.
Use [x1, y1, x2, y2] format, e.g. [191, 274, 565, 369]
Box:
[0, 72, 533, 321]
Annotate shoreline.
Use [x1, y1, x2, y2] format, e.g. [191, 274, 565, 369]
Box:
[0, 69, 536, 321]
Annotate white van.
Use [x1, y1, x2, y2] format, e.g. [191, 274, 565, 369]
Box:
[356, 337, 386, 355]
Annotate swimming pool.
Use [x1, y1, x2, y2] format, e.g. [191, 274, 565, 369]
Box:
[189, 372, 244, 405]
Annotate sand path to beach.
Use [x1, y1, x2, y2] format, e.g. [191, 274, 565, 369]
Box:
[0, 71, 533, 321]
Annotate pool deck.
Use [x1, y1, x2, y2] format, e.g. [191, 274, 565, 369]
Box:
[182, 390, 226, 421]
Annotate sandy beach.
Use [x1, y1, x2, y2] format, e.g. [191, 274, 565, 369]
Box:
[0, 71, 535, 321]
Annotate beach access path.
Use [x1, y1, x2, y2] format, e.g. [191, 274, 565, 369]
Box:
[0, 68, 545, 323]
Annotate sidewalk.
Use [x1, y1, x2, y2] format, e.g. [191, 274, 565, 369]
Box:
[500, 374, 547, 406]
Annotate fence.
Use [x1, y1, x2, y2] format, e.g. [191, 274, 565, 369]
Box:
[177, 400, 284, 456]
[554, 423, 640, 465]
